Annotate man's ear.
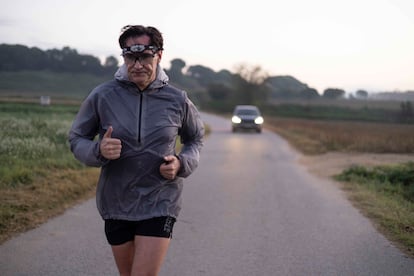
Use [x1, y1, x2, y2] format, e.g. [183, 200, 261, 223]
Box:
[157, 51, 163, 62]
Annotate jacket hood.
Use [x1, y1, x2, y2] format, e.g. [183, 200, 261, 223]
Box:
[114, 63, 169, 89]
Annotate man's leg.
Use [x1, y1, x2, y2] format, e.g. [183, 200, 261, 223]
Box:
[130, 236, 171, 276]
[111, 241, 134, 276]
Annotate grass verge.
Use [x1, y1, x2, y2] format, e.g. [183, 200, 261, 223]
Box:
[335, 163, 414, 256]
[0, 168, 99, 243]
[0, 101, 101, 243]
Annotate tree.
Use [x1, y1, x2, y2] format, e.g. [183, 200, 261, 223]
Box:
[207, 83, 233, 101]
[233, 64, 270, 105]
[170, 58, 186, 70]
[400, 101, 413, 119]
[167, 58, 186, 83]
[356, 89, 368, 99]
[103, 56, 119, 74]
[299, 88, 319, 100]
[187, 65, 217, 86]
[264, 75, 308, 98]
[0, 44, 112, 75]
[323, 88, 345, 99]
[0, 44, 47, 71]
[104, 56, 119, 68]
[234, 63, 268, 85]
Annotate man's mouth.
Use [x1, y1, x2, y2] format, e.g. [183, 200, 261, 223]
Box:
[131, 71, 146, 76]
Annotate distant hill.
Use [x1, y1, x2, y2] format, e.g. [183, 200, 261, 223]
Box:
[370, 91, 414, 101]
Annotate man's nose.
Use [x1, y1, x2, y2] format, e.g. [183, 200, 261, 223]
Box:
[133, 58, 144, 68]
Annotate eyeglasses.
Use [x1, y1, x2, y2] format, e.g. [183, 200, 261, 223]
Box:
[123, 53, 155, 65]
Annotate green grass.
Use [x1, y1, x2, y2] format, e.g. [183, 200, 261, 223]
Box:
[0, 102, 84, 183]
[0, 102, 99, 243]
[336, 163, 414, 201]
[335, 162, 414, 256]
[0, 103, 82, 188]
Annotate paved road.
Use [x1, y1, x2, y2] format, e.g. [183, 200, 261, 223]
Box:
[1, 112, 414, 275]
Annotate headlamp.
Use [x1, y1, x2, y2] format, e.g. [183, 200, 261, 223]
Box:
[122, 44, 162, 55]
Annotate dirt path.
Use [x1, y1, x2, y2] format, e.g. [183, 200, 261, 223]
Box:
[299, 152, 414, 179]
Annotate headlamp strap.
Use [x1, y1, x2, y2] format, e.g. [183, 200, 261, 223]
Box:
[122, 44, 162, 55]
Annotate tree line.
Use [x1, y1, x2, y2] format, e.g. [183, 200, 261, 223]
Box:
[0, 44, 119, 75]
[2, 43, 412, 122]
[0, 44, 347, 102]
[165, 58, 351, 110]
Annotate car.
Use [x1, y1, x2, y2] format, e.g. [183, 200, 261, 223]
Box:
[231, 105, 264, 133]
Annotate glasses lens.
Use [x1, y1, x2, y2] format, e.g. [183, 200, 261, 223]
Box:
[123, 54, 135, 64]
[139, 53, 154, 64]
[123, 53, 155, 65]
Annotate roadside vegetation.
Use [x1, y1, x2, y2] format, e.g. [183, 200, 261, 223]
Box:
[263, 117, 414, 256]
[264, 117, 414, 155]
[0, 51, 413, 255]
[0, 102, 99, 243]
[336, 163, 414, 256]
[1, 100, 414, 257]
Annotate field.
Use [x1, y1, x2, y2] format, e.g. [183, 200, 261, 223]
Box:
[265, 117, 414, 154]
[0, 70, 110, 99]
[0, 102, 99, 243]
[262, 99, 413, 123]
[1, 100, 413, 257]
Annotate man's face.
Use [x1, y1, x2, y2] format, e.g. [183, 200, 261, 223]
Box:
[123, 35, 162, 90]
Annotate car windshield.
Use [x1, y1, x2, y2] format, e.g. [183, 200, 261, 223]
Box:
[236, 109, 259, 116]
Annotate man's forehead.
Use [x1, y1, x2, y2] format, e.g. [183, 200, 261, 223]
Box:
[125, 34, 151, 45]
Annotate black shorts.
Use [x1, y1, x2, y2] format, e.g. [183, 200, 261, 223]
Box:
[104, 216, 176, 246]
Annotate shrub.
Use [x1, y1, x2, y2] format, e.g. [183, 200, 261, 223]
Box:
[336, 162, 414, 202]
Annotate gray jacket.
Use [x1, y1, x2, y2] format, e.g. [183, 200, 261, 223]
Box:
[69, 65, 204, 221]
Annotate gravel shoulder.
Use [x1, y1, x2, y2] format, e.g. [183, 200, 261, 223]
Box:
[299, 152, 414, 179]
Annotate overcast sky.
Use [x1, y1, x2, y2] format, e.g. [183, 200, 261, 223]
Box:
[1, 0, 413, 93]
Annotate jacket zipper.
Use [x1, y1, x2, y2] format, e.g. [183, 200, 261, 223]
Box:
[138, 92, 143, 143]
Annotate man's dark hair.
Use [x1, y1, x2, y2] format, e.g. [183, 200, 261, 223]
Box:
[118, 25, 163, 50]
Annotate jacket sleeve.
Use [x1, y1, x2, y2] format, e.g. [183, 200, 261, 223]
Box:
[176, 96, 204, 178]
[68, 92, 108, 167]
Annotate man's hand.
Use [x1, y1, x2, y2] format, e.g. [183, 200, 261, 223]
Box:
[160, 155, 181, 180]
[100, 126, 122, 160]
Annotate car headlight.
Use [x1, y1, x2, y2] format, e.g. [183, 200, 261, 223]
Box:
[232, 116, 242, 124]
[254, 116, 264, 124]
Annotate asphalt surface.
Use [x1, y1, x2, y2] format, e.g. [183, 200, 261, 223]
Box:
[1, 112, 414, 275]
